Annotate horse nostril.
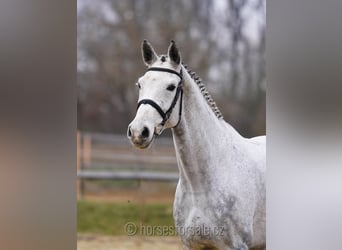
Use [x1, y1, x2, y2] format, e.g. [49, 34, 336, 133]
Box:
[127, 126, 132, 137]
[141, 126, 149, 138]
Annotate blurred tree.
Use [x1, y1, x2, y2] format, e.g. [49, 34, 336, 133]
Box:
[77, 0, 265, 137]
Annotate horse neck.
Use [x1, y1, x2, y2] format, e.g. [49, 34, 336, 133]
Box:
[171, 66, 233, 192]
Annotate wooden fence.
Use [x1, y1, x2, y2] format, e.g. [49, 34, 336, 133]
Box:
[77, 131, 179, 198]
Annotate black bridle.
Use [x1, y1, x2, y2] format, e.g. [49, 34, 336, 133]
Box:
[136, 67, 183, 135]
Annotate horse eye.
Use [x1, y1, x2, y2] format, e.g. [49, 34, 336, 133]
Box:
[136, 82, 141, 89]
[167, 84, 176, 91]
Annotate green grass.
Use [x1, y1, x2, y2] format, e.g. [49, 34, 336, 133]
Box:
[85, 179, 140, 189]
[77, 200, 175, 235]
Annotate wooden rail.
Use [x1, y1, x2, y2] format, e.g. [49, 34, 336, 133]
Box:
[77, 131, 178, 198]
[78, 171, 179, 182]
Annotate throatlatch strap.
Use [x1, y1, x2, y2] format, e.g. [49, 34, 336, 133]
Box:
[175, 89, 183, 127]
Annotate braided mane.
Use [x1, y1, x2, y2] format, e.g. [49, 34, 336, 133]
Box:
[182, 63, 223, 119]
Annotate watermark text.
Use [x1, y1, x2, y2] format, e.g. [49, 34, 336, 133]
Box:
[124, 222, 224, 236]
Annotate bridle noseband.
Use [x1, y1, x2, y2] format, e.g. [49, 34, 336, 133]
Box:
[136, 67, 183, 135]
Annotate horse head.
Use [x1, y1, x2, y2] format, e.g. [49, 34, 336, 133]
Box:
[127, 40, 183, 148]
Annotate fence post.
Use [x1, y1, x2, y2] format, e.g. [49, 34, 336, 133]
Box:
[80, 134, 92, 198]
[83, 134, 92, 167]
[77, 130, 81, 199]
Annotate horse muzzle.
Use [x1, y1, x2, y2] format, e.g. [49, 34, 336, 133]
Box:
[127, 125, 154, 149]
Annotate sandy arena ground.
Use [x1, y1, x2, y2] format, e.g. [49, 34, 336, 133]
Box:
[78, 234, 183, 250]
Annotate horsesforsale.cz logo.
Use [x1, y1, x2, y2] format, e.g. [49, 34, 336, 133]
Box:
[124, 222, 224, 236]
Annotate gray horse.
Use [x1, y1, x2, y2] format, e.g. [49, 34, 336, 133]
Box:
[128, 40, 266, 250]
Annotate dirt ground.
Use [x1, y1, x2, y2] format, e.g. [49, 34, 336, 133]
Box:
[77, 233, 183, 250]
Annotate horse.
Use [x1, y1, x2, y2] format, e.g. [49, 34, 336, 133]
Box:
[127, 40, 266, 250]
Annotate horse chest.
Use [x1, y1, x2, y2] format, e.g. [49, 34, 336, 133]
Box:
[174, 199, 211, 229]
[173, 183, 255, 249]
[173, 187, 228, 248]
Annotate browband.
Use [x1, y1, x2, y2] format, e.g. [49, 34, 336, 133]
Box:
[146, 67, 182, 79]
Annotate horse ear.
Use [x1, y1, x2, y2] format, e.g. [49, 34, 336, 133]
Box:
[142, 40, 158, 66]
[167, 40, 181, 65]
